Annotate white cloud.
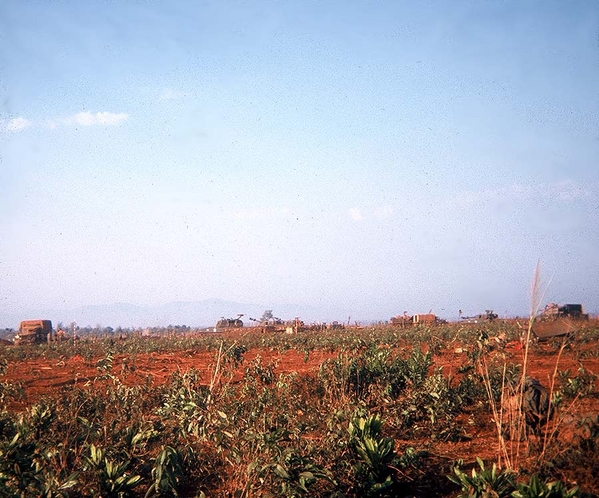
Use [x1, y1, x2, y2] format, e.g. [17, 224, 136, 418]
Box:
[349, 207, 364, 221]
[56, 111, 129, 128]
[4, 111, 129, 130]
[452, 181, 592, 208]
[5, 117, 31, 132]
[374, 205, 393, 218]
[70, 111, 129, 126]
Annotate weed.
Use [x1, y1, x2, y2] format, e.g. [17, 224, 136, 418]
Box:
[512, 474, 579, 498]
[448, 457, 516, 498]
[557, 366, 596, 399]
[349, 411, 396, 496]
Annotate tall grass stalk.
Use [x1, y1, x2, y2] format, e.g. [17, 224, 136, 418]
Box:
[479, 354, 511, 468]
[480, 261, 558, 471]
[539, 337, 568, 462]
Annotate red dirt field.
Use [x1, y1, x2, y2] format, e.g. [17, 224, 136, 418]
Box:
[4, 342, 598, 410]
[3, 348, 338, 412]
[4, 341, 598, 424]
[2, 337, 599, 495]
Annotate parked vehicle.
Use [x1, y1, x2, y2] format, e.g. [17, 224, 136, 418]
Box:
[461, 310, 498, 324]
[532, 303, 589, 339]
[214, 315, 244, 332]
[14, 320, 52, 345]
[390, 312, 445, 326]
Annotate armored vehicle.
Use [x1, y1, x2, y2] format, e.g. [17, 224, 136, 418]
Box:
[532, 303, 589, 339]
[214, 316, 244, 332]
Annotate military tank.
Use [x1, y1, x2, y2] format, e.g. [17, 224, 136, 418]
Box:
[214, 314, 244, 332]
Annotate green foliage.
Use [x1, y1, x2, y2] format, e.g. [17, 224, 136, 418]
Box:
[84, 444, 142, 497]
[0, 322, 597, 496]
[0, 403, 78, 497]
[512, 474, 579, 498]
[558, 366, 596, 399]
[349, 411, 396, 496]
[256, 447, 335, 497]
[318, 346, 433, 401]
[96, 349, 115, 375]
[226, 343, 247, 367]
[448, 458, 516, 498]
[145, 446, 184, 497]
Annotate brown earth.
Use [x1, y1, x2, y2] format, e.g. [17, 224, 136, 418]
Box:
[5, 341, 598, 410]
[3, 348, 338, 412]
[2, 338, 599, 492]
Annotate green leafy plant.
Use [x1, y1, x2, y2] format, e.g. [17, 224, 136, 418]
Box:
[85, 444, 142, 497]
[145, 446, 184, 497]
[448, 458, 516, 498]
[349, 411, 396, 496]
[96, 350, 115, 375]
[512, 474, 579, 498]
[558, 367, 596, 399]
[262, 447, 335, 497]
[31, 459, 79, 498]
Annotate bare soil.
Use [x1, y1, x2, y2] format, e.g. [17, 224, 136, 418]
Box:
[4, 340, 599, 410]
[2, 337, 599, 494]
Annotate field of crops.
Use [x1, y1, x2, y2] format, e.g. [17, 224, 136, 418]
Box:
[1, 321, 598, 497]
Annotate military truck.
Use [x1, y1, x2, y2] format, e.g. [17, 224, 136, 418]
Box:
[14, 320, 53, 345]
[390, 312, 445, 326]
[532, 303, 589, 340]
[249, 310, 286, 332]
[461, 310, 499, 324]
[557, 304, 589, 320]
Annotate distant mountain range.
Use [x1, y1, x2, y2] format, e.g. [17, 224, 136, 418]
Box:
[0, 299, 357, 330]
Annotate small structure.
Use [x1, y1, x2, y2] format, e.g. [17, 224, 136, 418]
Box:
[285, 318, 305, 334]
[413, 313, 438, 324]
[390, 312, 444, 326]
[14, 320, 53, 345]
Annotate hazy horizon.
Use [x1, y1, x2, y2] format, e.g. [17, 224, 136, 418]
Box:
[1, 293, 594, 331]
[2, 1, 598, 325]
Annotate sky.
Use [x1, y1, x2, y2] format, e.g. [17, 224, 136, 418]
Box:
[1, 1, 598, 327]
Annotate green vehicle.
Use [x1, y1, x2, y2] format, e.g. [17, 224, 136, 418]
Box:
[214, 315, 244, 332]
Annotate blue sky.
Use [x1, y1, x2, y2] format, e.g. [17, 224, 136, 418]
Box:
[1, 1, 598, 326]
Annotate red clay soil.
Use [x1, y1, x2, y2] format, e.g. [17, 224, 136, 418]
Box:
[2, 341, 599, 475]
[3, 341, 598, 413]
[2, 348, 338, 412]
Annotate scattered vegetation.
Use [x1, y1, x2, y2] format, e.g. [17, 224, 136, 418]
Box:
[0, 318, 597, 496]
